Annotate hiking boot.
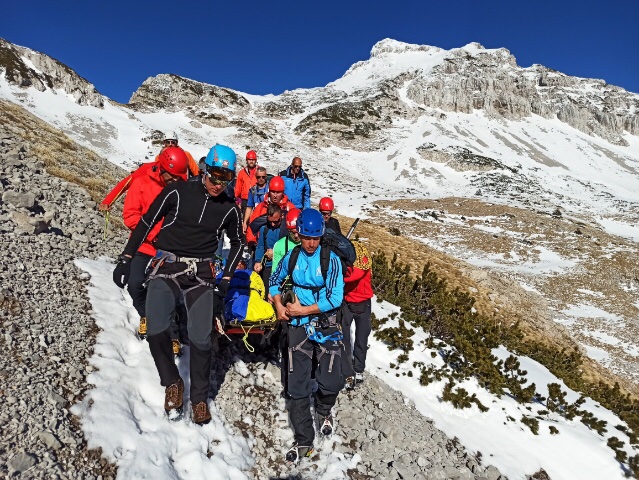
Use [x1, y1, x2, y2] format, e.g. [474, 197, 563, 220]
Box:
[355, 372, 364, 384]
[137, 317, 147, 340]
[172, 339, 182, 358]
[285, 442, 314, 463]
[164, 378, 184, 415]
[192, 401, 211, 425]
[344, 376, 356, 390]
[319, 413, 334, 437]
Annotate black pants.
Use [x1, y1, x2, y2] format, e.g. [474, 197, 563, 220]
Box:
[287, 324, 344, 446]
[340, 299, 372, 378]
[259, 265, 272, 299]
[145, 262, 220, 404]
[127, 252, 153, 318]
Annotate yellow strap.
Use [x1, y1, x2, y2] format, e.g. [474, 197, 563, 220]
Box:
[240, 324, 255, 353]
[102, 210, 110, 240]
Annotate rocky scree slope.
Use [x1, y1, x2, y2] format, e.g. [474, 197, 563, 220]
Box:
[0, 124, 128, 478]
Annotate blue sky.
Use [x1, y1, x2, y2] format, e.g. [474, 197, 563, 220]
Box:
[3, 0, 638, 103]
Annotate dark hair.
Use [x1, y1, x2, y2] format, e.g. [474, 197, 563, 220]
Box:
[267, 203, 282, 217]
[256, 166, 267, 173]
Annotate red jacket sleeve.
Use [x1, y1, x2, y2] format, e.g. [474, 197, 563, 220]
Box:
[100, 174, 133, 208]
[234, 171, 244, 200]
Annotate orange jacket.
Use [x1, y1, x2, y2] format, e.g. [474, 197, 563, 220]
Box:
[122, 166, 166, 256]
[245, 194, 295, 244]
[234, 166, 257, 201]
[100, 148, 198, 208]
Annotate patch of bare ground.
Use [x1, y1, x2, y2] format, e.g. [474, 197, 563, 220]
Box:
[334, 197, 639, 398]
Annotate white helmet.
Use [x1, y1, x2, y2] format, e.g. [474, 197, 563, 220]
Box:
[163, 130, 178, 142]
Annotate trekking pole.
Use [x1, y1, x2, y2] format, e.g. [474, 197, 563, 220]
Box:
[346, 218, 360, 239]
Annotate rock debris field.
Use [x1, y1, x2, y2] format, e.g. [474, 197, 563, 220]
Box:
[0, 130, 510, 479]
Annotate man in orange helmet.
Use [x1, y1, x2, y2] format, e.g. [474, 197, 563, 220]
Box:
[121, 147, 189, 351]
[234, 150, 258, 217]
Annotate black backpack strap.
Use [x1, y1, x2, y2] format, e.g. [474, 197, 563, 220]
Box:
[287, 245, 302, 279]
[285, 237, 289, 252]
[320, 243, 330, 283]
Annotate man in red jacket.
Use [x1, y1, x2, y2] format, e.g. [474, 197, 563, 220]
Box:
[123, 147, 189, 349]
[234, 150, 258, 216]
[99, 131, 198, 211]
[245, 176, 295, 245]
[340, 242, 374, 389]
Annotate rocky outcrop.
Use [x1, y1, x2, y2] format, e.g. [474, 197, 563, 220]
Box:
[0, 38, 104, 107]
[129, 73, 250, 113]
[403, 43, 638, 145]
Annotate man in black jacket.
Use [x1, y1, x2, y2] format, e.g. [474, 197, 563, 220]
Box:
[113, 144, 244, 425]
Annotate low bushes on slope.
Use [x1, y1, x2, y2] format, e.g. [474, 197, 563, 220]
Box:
[371, 251, 639, 476]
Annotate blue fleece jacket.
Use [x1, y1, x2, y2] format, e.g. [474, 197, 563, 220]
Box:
[269, 245, 343, 325]
[255, 223, 284, 267]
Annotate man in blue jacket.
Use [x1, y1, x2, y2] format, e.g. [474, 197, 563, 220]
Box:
[279, 157, 310, 210]
[254, 203, 285, 292]
[269, 209, 344, 463]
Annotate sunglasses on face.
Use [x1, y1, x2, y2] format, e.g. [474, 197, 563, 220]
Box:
[267, 216, 282, 224]
[320, 211, 332, 217]
[164, 140, 178, 145]
[256, 175, 267, 179]
[292, 165, 302, 169]
[206, 166, 234, 185]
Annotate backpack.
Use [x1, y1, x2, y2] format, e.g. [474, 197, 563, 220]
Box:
[286, 228, 356, 290]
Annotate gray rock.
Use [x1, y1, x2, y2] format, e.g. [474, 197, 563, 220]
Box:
[8, 451, 38, 473]
[3, 190, 36, 209]
[36, 430, 64, 450]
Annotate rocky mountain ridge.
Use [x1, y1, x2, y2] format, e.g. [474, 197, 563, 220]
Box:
[0, 38, 103, 107]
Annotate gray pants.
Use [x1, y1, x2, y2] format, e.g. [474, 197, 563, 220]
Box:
[287, 324, 344, 446]
[145, 262, 219, 404]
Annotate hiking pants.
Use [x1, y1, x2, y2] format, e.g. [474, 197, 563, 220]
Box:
[127, 252, 152, 317]
[287, 324, 344, 446]
[145, 262, 220, 404]
[340, 299, 372, 378]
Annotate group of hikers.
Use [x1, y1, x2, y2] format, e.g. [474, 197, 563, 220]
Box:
[104, 132, 374, 463]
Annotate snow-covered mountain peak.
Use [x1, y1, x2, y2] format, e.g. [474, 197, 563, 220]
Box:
[369, 38, 443, 57]
[0, 37, 103, 107]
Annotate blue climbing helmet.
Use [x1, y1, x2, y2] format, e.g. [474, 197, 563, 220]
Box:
[296, 209, 325, 237]
[204, 144, 237, 181]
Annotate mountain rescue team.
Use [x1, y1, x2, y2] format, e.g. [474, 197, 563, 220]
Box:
[108, 141, 373, 463]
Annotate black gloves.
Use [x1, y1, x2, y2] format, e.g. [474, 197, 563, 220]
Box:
[215, 278, 230, 299]
[113, 255, 132, 288]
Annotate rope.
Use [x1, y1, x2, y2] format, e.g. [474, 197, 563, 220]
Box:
[240, 324, 255, 352]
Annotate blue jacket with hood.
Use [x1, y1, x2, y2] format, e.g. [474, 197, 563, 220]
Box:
[279, 166, 311, 210]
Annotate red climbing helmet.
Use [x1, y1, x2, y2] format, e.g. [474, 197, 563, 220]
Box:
[269, 176, 285, 192]
[246, 150, 257, 160]
[157, 146, 189, 180]
[319, 197, 334, 212]
[286, 208, 301, 230]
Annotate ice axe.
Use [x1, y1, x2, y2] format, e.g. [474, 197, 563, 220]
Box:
[346, 218, 360, 240]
